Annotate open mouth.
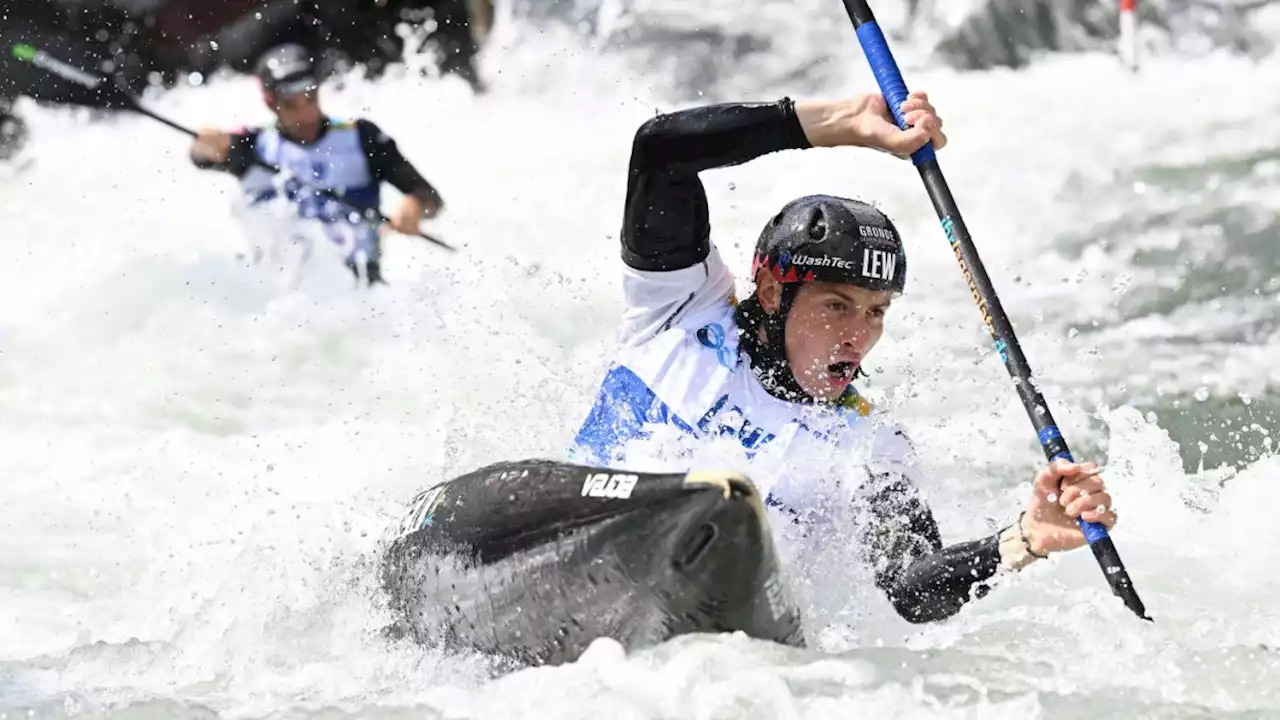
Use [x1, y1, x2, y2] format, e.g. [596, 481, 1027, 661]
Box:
[827, 361, 857, 383]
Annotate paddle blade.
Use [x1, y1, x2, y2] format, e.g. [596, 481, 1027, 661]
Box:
[4, 38, 138, 111]
[1090, 537, 1152, 621]
[11, 44, 38, 63]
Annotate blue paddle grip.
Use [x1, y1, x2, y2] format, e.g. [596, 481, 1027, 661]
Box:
[1041, 427, 1111, 545]
[853, 21, 935, 166]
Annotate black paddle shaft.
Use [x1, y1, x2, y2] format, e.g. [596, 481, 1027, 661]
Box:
[841, 0, 1150, 621]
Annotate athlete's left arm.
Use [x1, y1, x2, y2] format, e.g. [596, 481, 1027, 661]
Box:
[356, 119, 444, 217]
[855, 471, 1005, 623]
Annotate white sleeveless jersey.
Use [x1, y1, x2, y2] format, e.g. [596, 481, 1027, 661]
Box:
[571, 245, 922, 517]
[237, 118, 380, 261]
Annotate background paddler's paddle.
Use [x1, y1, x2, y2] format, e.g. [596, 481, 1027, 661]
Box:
[838, 0, 1151, 621]
[9, 42, 455, 252]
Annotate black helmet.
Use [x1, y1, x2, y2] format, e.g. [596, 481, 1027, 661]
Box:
[254, 44, 319, 97]
[735, 195, 907, 405]
[751, 194, 906, 294]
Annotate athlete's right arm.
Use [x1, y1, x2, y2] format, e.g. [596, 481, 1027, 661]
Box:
[617, 93, 945, 343]
[621, 99, 811, 272]
[618, 99, 811, 342]
[189, 127, 258, 178]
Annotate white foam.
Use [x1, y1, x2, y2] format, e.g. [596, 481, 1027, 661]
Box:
[2, 25, 1278, 719]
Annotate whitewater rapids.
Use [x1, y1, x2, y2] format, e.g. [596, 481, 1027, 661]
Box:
[2, 19, 1279, 719]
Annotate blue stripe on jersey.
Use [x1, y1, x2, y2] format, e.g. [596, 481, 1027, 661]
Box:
[572, 364, 696, 464]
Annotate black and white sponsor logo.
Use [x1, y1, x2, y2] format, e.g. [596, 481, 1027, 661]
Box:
[792, 253, 856, 270]
[764, 571, 789, 621]
[581, 472, 639, 499]
[791, 249, 898, 282]
[860, 248, 897, 282]
[859, 225, 897, 242]
[397, 484, 448, 537]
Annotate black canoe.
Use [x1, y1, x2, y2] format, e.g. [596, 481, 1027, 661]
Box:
[380, 459, 807, 666]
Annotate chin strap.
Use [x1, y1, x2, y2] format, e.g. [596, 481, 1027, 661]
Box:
[735, 287, 819, 404]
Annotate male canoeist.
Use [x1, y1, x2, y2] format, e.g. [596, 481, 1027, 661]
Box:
[190, 43, 444, 285]
[569, 90, 1119, 622]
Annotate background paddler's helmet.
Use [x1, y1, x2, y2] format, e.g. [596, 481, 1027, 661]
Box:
[253, 43, 320, 99]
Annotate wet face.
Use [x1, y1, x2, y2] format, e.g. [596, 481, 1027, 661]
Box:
[758, 275, 892, 402]
[267, 89, 322, 141]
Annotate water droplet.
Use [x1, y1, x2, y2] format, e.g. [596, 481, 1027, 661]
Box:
[727, 182, 737, 191]
[1194, 386, 1210, 402]
[1067, 328, 1079, 338]
[1145, 411, 1158, 424]
[1239, 392, 1253, 406]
